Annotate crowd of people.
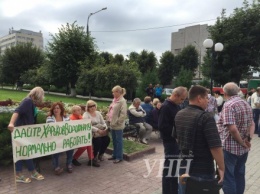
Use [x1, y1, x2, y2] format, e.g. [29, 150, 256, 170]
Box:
[6, 82, 259, 194]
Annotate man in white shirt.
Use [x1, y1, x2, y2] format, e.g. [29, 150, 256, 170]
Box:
[215, 91, 224, 112]
[251, 87, 260, 136]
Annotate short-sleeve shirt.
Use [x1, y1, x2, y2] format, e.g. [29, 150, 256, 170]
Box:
[217, 95, 253, 155]
[14, 97, 35, 127]
[175, 105, 222, 175]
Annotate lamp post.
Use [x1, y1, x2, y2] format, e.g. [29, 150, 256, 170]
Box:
[87, 7, 107, 35]
[203, 39, 224, 94]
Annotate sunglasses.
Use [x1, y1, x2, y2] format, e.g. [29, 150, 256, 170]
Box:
[88, 105, 96, 108]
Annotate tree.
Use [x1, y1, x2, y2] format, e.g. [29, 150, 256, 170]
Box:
[174, 45, 199, 76]
[99, 52, 114, 65]
[46, 22, 95, 96]
[158, 51, 175, 87]
[203, 0, 260, 85]
[137, 50, 158, 75]
[113, 54, 124, 65]
[0, 42, 44, 89]
[174, 67, 193, 89]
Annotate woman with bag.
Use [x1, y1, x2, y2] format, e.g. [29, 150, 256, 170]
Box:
[82, 100, 110, 162]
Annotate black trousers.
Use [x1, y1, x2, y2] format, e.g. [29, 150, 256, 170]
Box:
[92, 136, 111, 157]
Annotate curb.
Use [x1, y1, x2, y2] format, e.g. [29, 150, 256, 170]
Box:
[106, 146, 156, 162]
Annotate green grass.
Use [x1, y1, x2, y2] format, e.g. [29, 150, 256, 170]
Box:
[0, 88, 111, 107]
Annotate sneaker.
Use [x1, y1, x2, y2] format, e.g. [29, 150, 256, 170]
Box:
[72, 159, 81, 166]
[54, 167, 63, 175]
[88, 159, 100, 167]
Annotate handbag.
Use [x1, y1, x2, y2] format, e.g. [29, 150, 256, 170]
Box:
[185, 176, 222, 194]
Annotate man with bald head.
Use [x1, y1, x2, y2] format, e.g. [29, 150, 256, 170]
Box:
[158, 86, 188, 194]
[217, 82, 254, 194]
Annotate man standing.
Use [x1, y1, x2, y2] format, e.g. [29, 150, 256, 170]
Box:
[158, 86, 188, 194]
[251, 87, 260, 136]
[175, 85, 224, 193]
[205, 89, 218, 115]
[128, 98, 153, 144]
[145, 84, 154, 99]
[218, 82, 254, 194]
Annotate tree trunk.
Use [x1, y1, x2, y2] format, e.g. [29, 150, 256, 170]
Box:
[70, 88, 76, 97]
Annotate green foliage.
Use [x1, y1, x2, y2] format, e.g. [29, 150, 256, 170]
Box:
[136, 69, 159, 100]
[158, 51, 175, 86]
[205, 0, 260, 85]
[113, 54, 124, 65]
[174, 67, 193, 89]
[77, 63, 140, 100]
[0, 42, 44, 85]
[174, 45, 199, 76]
[137, 50, 158, 75]
[46, 22, 96, 91]
[108, 139, 148, 154]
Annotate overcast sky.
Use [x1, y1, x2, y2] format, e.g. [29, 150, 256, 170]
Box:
[0, 0, 249, 59]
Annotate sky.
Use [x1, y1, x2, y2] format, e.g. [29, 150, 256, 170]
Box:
[0, 0, 249, 59]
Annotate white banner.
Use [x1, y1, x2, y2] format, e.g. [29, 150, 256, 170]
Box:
[12, 119, 92, 162]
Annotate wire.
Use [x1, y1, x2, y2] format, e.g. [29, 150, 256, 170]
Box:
[92, 18, 217, 33]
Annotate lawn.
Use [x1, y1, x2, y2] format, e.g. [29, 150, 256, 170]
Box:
[0, 88, 111, 107]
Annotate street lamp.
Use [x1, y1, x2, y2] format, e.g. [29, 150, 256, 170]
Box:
[203, 39, 224, 94]
[87, 7, 107, 35]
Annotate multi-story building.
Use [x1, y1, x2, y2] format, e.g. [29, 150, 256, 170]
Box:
[171, 24, 210, 80]
[0, 28, 43, 54]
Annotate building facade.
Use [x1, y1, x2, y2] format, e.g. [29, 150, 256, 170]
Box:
[0, 28, 43, 54]
[171, 24, 209, 80]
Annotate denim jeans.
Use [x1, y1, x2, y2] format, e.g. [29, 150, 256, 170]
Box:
[223, 150, 248, 194]
[52, 149, 74, 169]
[253, 109, 260, 135]
[162, 140, 179, 194]
[16, 159, 35, 172]
[111, 129, 123, 160]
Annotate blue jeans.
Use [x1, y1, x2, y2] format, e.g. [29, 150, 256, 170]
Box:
[16, 159, 35, 172]
[253, 109, 260, 135]
[162, 140, 179, 194]
[111, 129, 123, 160]
[223, 150, 248, 194]
[52, 150, 74, 169]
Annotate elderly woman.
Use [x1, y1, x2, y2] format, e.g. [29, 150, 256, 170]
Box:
[83, 100, 110, 162]
[8, 87, 45, 183]
[107, 85, 127, 163]
[46, 102, 73, 175]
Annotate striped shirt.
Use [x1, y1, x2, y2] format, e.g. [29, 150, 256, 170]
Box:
[217, 95, 253, 156]
[175, 105, 221, 175]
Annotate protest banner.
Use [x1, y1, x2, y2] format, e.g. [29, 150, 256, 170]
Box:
[11, 119, 92, 162]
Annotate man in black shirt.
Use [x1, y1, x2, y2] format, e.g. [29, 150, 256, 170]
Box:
[175, 85, 224, 193]
[158, 86, 188, 194]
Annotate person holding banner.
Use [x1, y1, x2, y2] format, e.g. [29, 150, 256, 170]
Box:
[8, 86, 45, 183]
[46, 102, 74, 175]
[71, 105, 100, 167]
[107, 85, 127, 164]
[83, 100, 110, 163]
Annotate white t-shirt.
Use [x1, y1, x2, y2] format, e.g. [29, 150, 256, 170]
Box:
[216, 95, 224, 107]
[251, 92, 260, 109]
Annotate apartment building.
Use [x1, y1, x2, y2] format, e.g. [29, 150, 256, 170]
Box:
[171, 24, 209, 79]
[0, 28, 44, 54]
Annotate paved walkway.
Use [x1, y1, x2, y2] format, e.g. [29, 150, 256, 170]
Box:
[1, 133, 260, 194]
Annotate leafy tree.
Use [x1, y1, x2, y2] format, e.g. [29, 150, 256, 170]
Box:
[174, 45, 199, 76]
[0, 43, 44, 87]
[174, 67, 193, 89]
[128, 51, 139, 63]
[158, 51, 175, 86]
[113, 54, 124, 65]
[46, 22, 95, 96]
[138, 50, 158, 75]
[203, 0, 260, 85]
[99, 52, 114, 65]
